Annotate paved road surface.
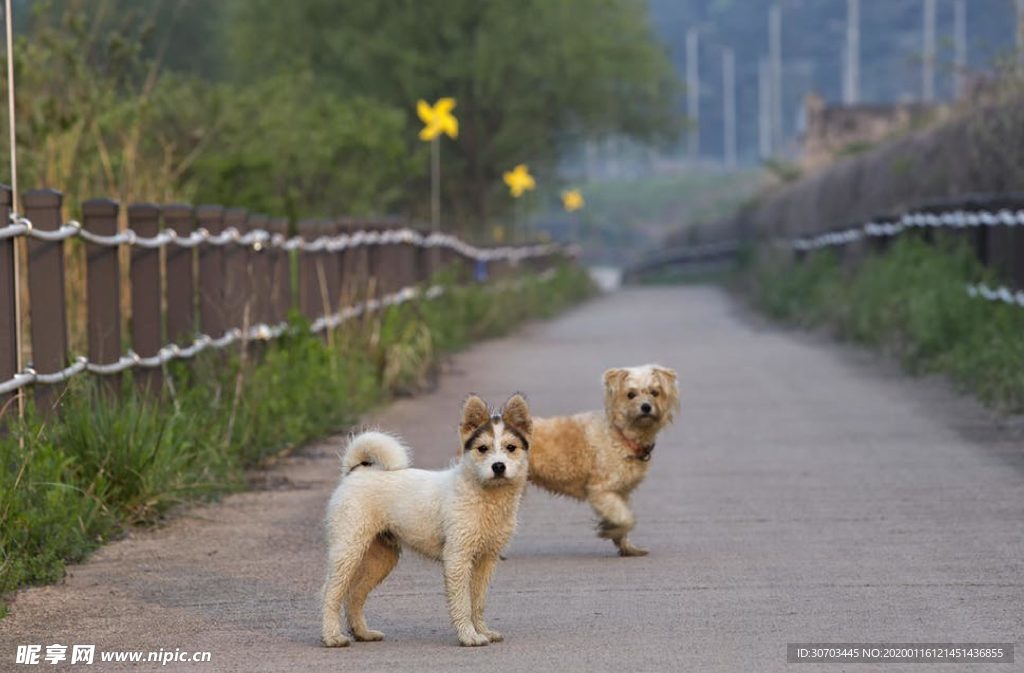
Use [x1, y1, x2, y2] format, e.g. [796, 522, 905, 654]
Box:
[2, 287, 1022, 672]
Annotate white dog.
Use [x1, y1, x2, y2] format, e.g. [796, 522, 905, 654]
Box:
[321, 393, 532, 647]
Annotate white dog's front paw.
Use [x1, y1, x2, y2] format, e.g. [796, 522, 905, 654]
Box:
[458, 630, 490, 647]
[322, 629, 352, 647]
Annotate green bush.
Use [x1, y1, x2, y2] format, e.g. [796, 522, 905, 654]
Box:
[0, 265, 595, 616]
[741, 238, 1024, 411]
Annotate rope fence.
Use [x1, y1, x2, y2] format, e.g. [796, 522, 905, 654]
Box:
[0, 217, 558, 263]
[0, 187, 572, 412]
[790, 207, 1024, 252]
[626, 194, 1024, 311]
[787, 203, 1024, 309]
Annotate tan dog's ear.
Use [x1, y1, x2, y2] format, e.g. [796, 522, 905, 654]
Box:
[500, 393, 532, 434]
[651, 365, 680, 417]
[460, 394, 490, 439]
[603, 368, 629, 394]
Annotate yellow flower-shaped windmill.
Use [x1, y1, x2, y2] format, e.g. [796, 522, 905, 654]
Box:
[503, 164, 536, 198]
[562, 189, 584, 212]
[417, 98, 458, 141]
[417, 98, 459, 231]
[503, 164, 536, 242]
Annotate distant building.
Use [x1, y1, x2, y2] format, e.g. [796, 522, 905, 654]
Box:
[800, 93, 943, 172]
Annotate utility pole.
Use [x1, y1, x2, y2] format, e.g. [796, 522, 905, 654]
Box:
[686, 27, 700, 161]
[722, 47, 736, 168]
[953, 0, 966, 99]
[769, 3, 783, 152]
[922, 0, 936, 102]
[844, 0, 860, 104]
[1017, 0, 1024, 68]
[758, 57, 772, 159]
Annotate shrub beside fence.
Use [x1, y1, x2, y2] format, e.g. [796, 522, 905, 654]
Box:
[0, 185, 568, 421]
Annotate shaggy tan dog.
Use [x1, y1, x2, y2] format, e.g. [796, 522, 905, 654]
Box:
[321, 393, 532, 648]
[529, 365, 678, 556]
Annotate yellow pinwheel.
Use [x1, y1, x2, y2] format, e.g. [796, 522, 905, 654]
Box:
[504, 164, 536, 198]
[417, 97, 458, 231]
[562, 189, 584, 212]
[417, 97, 459, 141]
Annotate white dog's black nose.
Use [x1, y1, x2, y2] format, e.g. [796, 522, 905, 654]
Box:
[491, 462, 506, 476]
[640, 403, 652, 414]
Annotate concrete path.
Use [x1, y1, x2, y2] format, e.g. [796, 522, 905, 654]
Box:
[2, 287, 1022, 672]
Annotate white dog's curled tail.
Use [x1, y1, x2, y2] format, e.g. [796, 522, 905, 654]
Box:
[341, 431, 411, 476]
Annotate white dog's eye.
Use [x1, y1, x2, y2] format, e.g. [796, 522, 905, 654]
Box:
[506, 444, 516, 452]
[627, 391, 637, 399]
[476, 445, 488, 453]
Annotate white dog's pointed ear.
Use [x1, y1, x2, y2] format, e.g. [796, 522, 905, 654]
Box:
[501, 393, 532, 434]
[603, 368, 629, 393]
[460, 394, 490, 438]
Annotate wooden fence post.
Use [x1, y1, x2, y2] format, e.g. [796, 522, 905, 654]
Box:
[400, 222, 416, 289]
[337, 218, 362, 307]
[0, 186, 16, 417]
[128, 203, 163, 393]
[82, 198, 121, 395]
[366, 221, 386, 297]
[320, 219, 341, 317]
[417, 226, 437, 285]
[222, 208, 248, 334]
[268, 217, 291, 325]
[985, 195, 1019, 287]
[163, 204, 196, 345]
[1009, 196, 1024, 291]
[388, 218, 408, 291]
[197, 205, 226, 338]
[297, 219, 320, 322]
[247, 213, 271, 328]
[24, 189, 69, 412]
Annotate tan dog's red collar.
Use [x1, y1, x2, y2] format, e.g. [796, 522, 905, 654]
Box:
[615, 428, 655, 462]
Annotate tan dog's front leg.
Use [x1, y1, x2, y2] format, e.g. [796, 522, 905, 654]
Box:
[470, 554, 502, 642]
[444, 550, 489, 646]
[587, 489, 648, 557]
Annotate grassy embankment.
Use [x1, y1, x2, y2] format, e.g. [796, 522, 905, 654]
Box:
[740, 238, 1024, 412]
[0, 265, 595, 616]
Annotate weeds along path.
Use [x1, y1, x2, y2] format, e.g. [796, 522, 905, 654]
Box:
[2, 287, 1022, 672]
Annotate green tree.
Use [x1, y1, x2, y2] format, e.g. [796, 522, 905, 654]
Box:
[228, 0, 681, 235]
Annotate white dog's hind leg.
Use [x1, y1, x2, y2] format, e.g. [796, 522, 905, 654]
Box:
[587, 489, 648, 556]
[444, 550, 490, 647]
[322, 533, 374, 647]
[470, 554, 502, 642]
[345, 536, 399, 641]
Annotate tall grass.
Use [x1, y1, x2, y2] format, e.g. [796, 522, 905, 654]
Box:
[741, 238, 1024, 412]
[0, 265, 596, 615]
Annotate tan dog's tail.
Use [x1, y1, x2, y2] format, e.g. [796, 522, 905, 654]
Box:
[341, 431, 411, 476]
